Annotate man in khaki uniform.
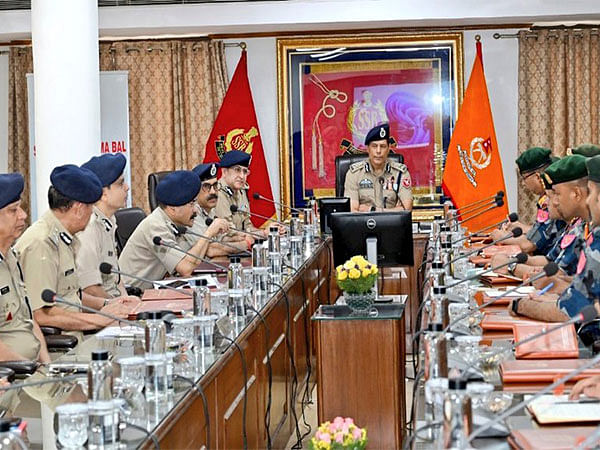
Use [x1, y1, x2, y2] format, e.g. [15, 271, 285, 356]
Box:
[0, 173, 49, 363]
[77, 153, 134, 301]
[215, 150, 267, 236]
[119, 170, 230, 289]
[16, 165, 132, 338]
[344, 123, 413, 212]
[187, 163, 248, 256]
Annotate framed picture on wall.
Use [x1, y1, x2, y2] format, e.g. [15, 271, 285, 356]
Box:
[277, 33, 464, 211]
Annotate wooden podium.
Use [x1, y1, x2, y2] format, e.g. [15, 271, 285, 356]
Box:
[313, 301, 406, 449]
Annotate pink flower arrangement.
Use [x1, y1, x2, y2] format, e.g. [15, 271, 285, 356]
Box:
[309, 416, 367, 450]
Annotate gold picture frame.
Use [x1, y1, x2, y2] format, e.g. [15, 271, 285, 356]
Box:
[277, 32, 464, 209]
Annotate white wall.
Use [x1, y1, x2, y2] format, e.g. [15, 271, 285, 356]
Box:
[0, 53, 8, 173]
[224, 29, 522, 211]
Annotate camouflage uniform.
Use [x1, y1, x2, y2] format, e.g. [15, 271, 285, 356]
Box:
[527, 216, 567, 256]
[545, 217, 587, 275]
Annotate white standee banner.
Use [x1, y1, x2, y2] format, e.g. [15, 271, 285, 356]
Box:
[27, 71, 131, 221]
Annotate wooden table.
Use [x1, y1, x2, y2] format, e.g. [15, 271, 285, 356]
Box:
[313, 301, 407, 449]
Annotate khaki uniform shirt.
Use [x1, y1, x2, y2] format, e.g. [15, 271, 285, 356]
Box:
[0, 248, 41, 360]
[215, 180, 253, 231]
[118, 207, 191, 289]
[15, 211, 83, 341]
[183, 206, 217, 248]
[75, 207, 121, 298]
[343, 159, 412, 209]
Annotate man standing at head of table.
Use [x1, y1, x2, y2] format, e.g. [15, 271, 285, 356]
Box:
[119, 170, 230, 290]
[15, 165, 133, 339]
[343, 123, 413, 212]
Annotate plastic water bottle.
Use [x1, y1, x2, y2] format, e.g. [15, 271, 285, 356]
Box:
[0, 421, 27, 450]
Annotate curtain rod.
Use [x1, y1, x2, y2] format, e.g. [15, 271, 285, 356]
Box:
[494, 27, 600, 39]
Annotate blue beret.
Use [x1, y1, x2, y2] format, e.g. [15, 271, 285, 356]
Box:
[192, 162, 219, 182]
[365, 123, 390, 145]
[50, 165, 102, 204]
[220, 150, 251, 168]
[156, 170, 201, 206]
[81, 154, 126, 187]
[0, 173, 24, 209]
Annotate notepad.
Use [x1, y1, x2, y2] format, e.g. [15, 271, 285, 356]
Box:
[96, 326, 144, 339]
[509, 427, 595, 450]
[526, 394, 600, 424]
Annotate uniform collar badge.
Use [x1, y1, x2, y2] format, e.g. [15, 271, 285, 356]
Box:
[59, 232, 73, 246]
[102, 218, 113, 232]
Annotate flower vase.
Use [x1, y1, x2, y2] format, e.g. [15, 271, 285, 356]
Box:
[344, 290, 375, 314]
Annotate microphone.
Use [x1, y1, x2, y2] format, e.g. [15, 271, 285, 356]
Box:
[451, 212, 519, 246]
[205, 217, 264, 240]
[442, 262, 559, 333]
[174, 224, 250, 256]
[41, 289, 143, 328]
[99, 263, 194, 297]
[0, 374, 82, 392]
[444, 252, 528, 289]
[230, 205, 289, 228]
[252, 192, 302, 214]
[456, 190, 504, 211]
[152, 236, 228, 271]
[455, 194, 503, 218]
[458, 197, 505, 226]
[468, 340, 600, 442]
[444, 227, 523, 267]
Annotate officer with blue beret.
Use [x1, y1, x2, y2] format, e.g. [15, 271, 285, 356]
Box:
[0, 173, 50, 363]
[215, 150, 266, 236]
[16, 165, 131, 341]
[343, 123, 413, 212]
[78, 154, 140, 306]
[119, 170, 229, 289]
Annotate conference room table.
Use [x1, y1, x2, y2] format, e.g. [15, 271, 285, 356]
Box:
[7, 237, 332, 449]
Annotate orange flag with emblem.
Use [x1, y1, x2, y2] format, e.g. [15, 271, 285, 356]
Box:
[442, 42, 508, 232]
[204, 50, 276, 227]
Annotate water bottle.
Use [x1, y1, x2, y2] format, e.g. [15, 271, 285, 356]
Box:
[252, 240, 269, 295]
[228, 256, 246, 322]
[430, 286, 449, 328]
[192, 278, 210, 316]
[0, 420, 27, 450]
[268, 227, 282, 275]
[88, 350, 117, 448]
[440, 242, 454, 278]
[423, 323, 448, 381]
[228, 256, 244, 290]
[88, 350, 113, 401]
[144, 312, 168, 402]
[440, 378, 472, 449]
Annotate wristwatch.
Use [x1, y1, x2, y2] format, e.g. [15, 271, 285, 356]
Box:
[507, 262, 517, 276]
[511, 298, 521, 315]
[103, 298, 109, 307]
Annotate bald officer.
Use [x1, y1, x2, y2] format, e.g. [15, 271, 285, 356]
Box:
[119, 170, 230, 289]
[344, 123, 413, 212]
[186, 163, 248, 256]
[0, 174, 49, 363]
[215, 150, 266, 236]
[16, 165, 133, 337]
[77, 154, 133, 302]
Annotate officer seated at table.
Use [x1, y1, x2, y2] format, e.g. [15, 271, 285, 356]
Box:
[119, 170, 230, 289]
[343, 123, 413, 212]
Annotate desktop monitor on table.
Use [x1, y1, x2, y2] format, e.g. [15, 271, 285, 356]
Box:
[319, 197, 351, 234]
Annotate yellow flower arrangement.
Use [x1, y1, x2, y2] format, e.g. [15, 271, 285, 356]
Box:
[335, 255, 378, 294]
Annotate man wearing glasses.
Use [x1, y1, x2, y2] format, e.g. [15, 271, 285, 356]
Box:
[187, 162, 247, 256]
[215, 150, 266, 237]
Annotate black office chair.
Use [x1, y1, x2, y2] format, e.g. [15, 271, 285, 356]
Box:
[41, 326, 79, 353]
[115, 207, 147, 254]
[147, 171, 172, 211]
[334, 153, 404, 197]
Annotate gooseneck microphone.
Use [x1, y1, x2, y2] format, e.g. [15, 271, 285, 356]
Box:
[0, 374, 82, 392]
[152, 236, 228, 271]
[205, 217, 264, 240]
[252, 192, 302, 214]
[451, 212, 520, 246]
[230, 205, 288, 227]
[41, 289, 143, 328]
[456, 190, 504, 211]
[444, 227, 523, 267]
[458, 197, 505, 226]
[442, 262, 560, 333]
[99, 263, 193, 297]
[455, 194, 504, 218]
[444, 252, 529, 289]
[173, 224, 250, 256]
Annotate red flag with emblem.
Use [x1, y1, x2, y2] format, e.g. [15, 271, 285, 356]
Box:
[204, 51, 276, 227]
[442, 41, 508, 232]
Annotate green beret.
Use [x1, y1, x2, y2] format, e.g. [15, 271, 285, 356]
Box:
[569, 144, 600, 158]
[516, 147, 553, 174]
[586, 155, 600, 183]
[543, 154, 588, 186]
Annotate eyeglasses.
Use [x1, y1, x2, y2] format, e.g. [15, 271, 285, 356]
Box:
[232, 166, 250, 176]
[201, 182, 219, 192]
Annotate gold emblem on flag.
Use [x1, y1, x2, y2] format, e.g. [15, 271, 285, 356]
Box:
[214, 127, 258, 159]
[456, 136, 493, 187]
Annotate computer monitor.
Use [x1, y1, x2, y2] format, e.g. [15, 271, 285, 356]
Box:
[319, 197, 351, 234]
[330, 211, 414, 267]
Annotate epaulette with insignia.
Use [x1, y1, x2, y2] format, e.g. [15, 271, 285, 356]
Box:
[349, 162, 363, 173]
[389, 161, 407, 173]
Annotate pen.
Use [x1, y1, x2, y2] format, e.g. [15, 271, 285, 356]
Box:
[537, 282, 554, 296]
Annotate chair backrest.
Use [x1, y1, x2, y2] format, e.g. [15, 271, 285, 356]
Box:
[334, 153, 404, 197]
[115, 207, 147, 254]
[147, 171, 172, 211]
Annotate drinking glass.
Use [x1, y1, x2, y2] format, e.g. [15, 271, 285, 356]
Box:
[56, 403, 88, 449]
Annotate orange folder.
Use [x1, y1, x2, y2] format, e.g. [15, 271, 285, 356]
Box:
[480, 311, 545, 331]
[508, 427, 595, 450]
[500, 359, 600, 384]
[512, 323, 579, 359]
